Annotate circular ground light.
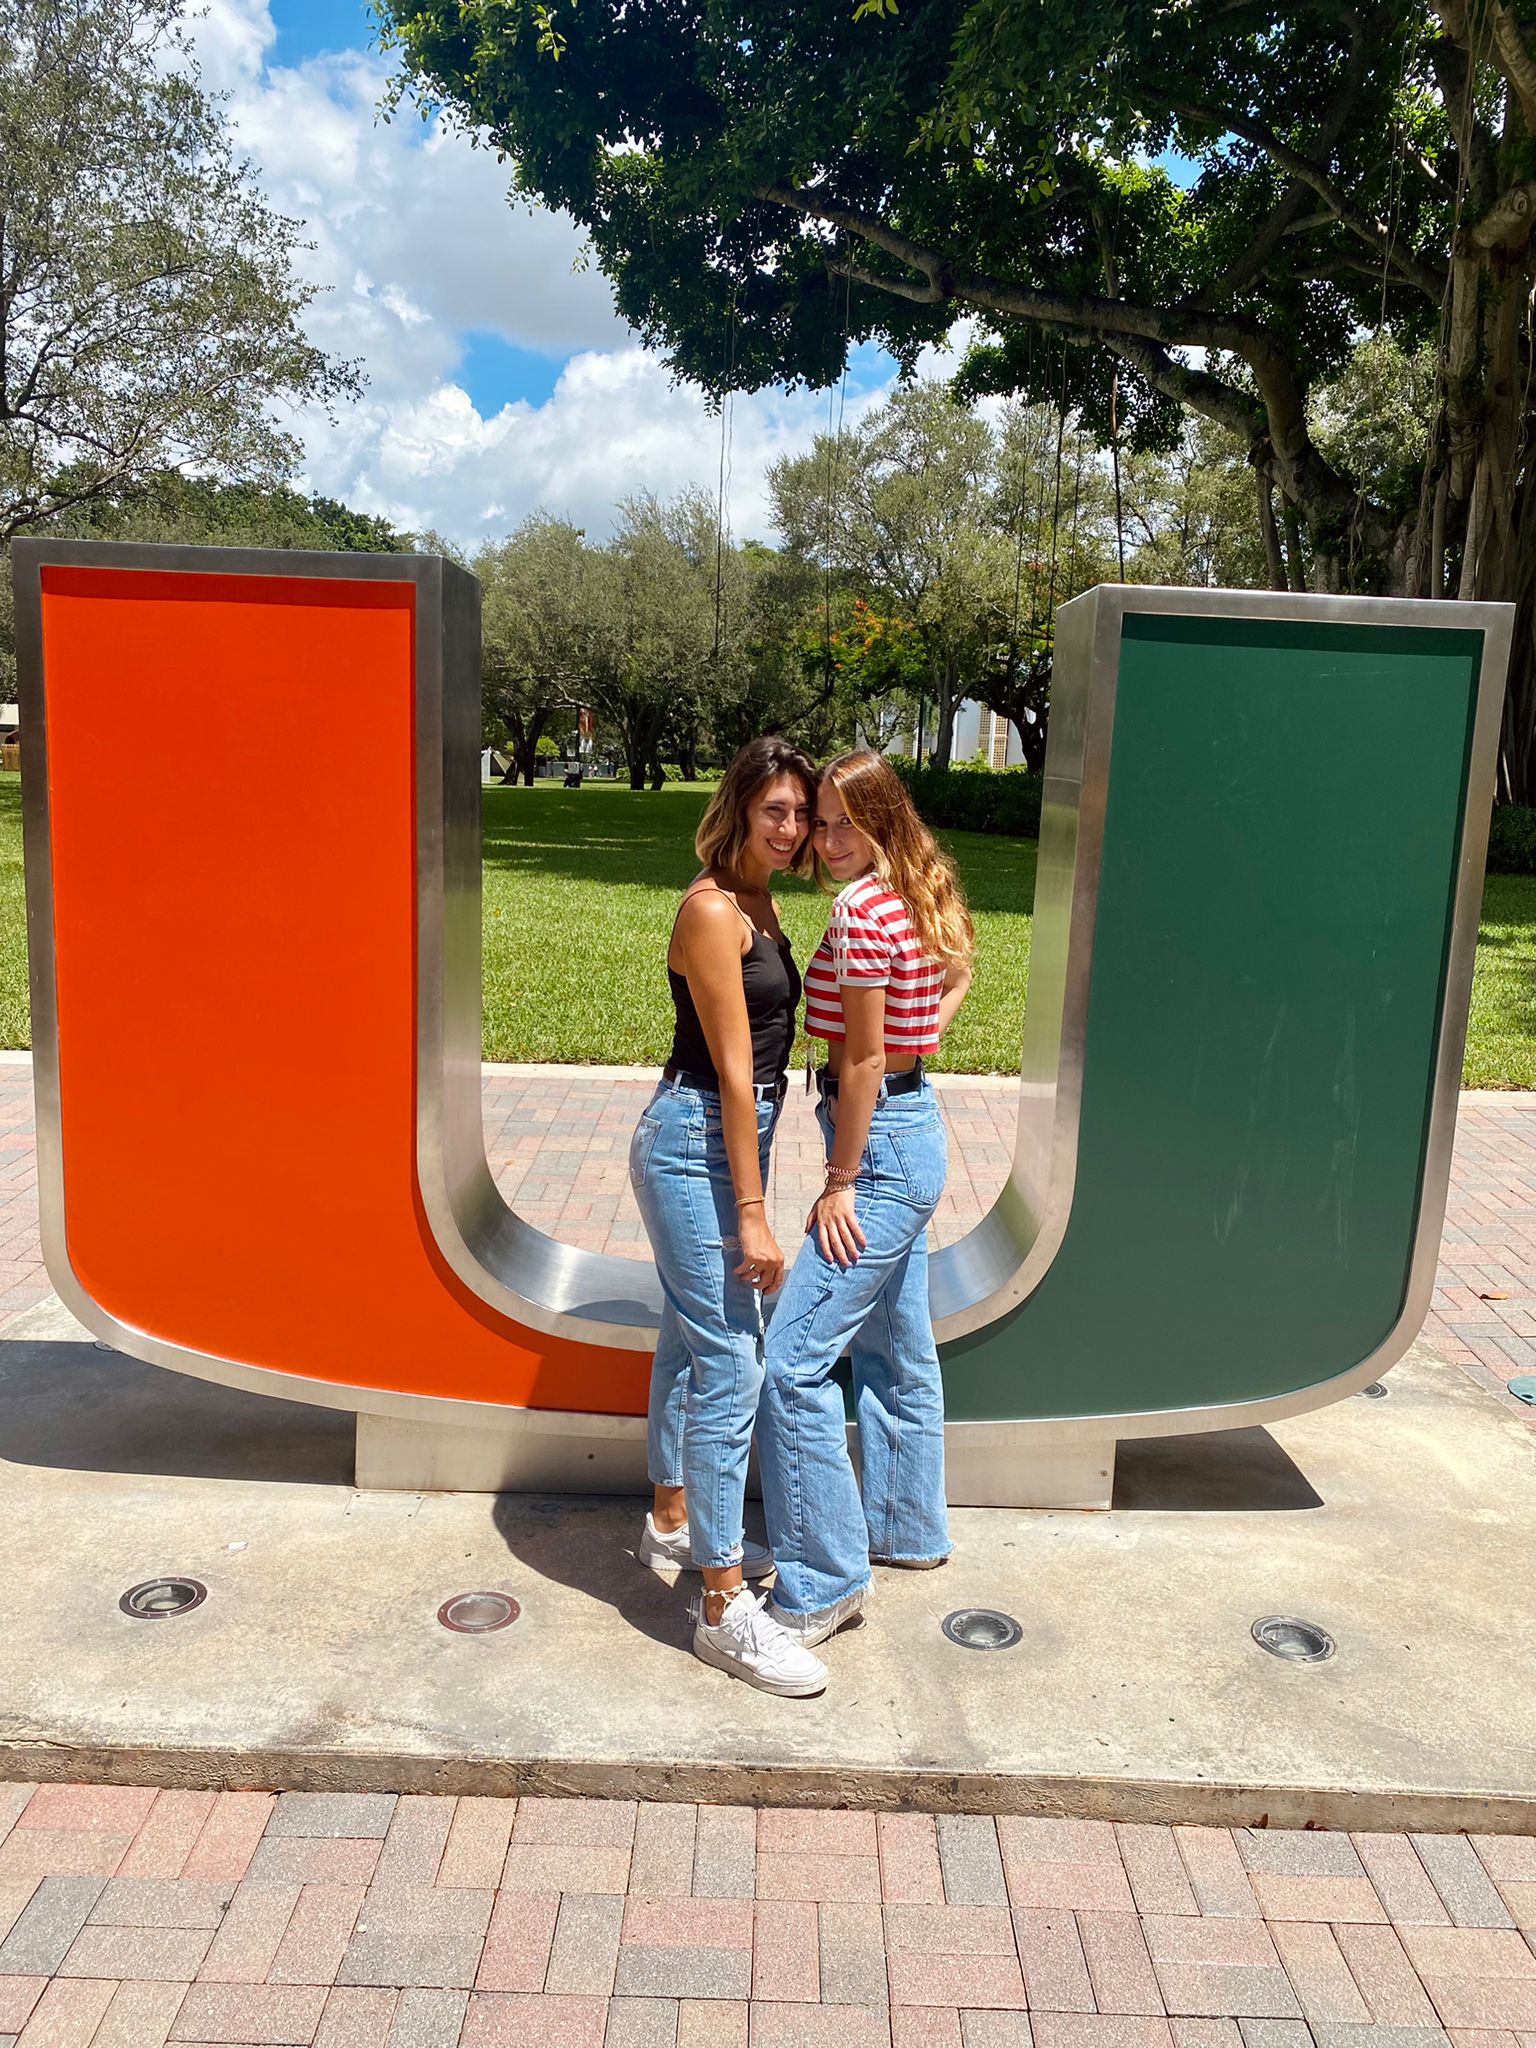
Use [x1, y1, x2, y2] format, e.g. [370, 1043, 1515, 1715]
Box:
[1357, 1382, 1389, 1400]
[438, 1591, 519, 1635]
[119, 1577, 207, 1620]
[1251, 1615, 1334, 1663]
[941, 1608, 1023, 1652]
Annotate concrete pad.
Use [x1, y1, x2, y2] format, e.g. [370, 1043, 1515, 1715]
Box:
[2, 1296, 1534, 1829]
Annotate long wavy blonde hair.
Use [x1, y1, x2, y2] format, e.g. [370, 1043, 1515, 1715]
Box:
[817, 750, 975, 965]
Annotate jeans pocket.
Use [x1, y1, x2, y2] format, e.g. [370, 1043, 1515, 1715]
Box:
[887, 1125, 946, 1208]
[629, 1114, 661, 1189]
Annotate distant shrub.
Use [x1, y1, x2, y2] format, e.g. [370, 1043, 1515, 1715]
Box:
[889, 758, 1044, 838]
[1487, 805, 1536, 874]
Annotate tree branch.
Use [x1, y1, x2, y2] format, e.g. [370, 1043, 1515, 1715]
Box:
[1097, 332, 1264, 446]
[765, 182, 1265, 355]
[761, 160, 1402, 568]
[1103, 332, 1395, 558]
[1470, 179, 1536, 249]
[1164, 101, 1446, 299]
[835, 257, 941, 305]
[1489, 0, 1536, 129]
[1187, 26, 1372, 307]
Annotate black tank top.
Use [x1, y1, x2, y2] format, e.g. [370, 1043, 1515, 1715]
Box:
[667, 927, 802, 1089]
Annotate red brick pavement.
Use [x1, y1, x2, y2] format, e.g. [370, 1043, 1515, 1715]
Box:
[2, 1055, 1533, 1416]
[0, 1790, 1532, 2046]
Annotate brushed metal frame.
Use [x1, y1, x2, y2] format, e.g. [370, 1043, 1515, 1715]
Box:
[11, 542, 1511, 1458]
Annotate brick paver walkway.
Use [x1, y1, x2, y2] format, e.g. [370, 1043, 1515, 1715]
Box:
[2, 1055, 1532, 1415]
[0, 1788, 1532, 2048]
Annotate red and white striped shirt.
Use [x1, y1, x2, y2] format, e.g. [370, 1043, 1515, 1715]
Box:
[803, 872, 945, 1054]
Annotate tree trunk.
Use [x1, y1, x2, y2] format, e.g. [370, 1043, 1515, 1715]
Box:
[1256, 470, 1286, 592]
[1281, 501, 1308, 593]
[614, 697, 665, 790]
[499, 703, 553, 788]
[1500, 478, 1536, 805]
[1424, 171, 1534, 801]
[931, 657, 958, 772]
[1016, 700, 1048, 772]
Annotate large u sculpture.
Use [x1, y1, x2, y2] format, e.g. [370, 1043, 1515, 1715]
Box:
[12, 540, 1510, 1507]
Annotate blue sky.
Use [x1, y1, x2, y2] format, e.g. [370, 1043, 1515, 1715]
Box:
[269, 0, 378, 64]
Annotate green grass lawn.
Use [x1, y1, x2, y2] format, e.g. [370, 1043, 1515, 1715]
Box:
[1, 772, 1532, 1081]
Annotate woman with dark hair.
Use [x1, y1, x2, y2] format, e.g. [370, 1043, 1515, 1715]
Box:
[628, 737, 830, 1695]
[757, 748, 975, 1656]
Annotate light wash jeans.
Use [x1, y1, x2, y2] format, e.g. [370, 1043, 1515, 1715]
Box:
[757, 1080, 950, 1620]
[630, 1078, 781, 1570]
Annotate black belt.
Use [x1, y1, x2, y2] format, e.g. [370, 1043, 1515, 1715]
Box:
[816, 1061, 925, 1099]
[662, 1065, 787, 1103]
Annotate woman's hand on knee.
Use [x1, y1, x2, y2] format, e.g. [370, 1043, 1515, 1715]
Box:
[806, 1188, 866, 1268]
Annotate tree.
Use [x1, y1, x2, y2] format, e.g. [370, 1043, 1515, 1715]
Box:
[378, 0, 1536, 802]
[823, 596, 926, 755]
[771, 383, 1008, 768]
[967, 400, 1119, 767]
[1, 0, 357, 543]
[44, 470, 408, 554]
[1117, 420, 1272, 594]
[706, 542, 846, 757]
[598, 494, 716, 790]
[475, 515, 603, 786]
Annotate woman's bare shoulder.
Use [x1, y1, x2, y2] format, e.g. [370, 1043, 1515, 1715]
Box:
[674, 881, 750, 951]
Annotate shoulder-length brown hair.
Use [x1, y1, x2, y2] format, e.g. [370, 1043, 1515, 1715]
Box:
[817, 749, 975, 964]
[695, 736, 818, 878]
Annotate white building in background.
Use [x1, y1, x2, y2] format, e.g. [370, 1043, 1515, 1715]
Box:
[884, 699, 1027, 768]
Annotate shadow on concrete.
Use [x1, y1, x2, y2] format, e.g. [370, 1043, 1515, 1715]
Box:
[488, 1489, 755, 1668]
[0, 1335, 355, 1485]
[0, 1332, 1319, 1543]
[1114, 1425, 1323, 1511]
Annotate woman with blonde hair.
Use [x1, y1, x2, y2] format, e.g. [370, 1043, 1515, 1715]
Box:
[629, 736, 830, 1696]
[756, 748, 974, 1648]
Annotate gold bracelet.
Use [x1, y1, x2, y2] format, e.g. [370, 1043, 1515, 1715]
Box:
[736, 1195, 766, 1208]
[824, 1166, 858, 1189]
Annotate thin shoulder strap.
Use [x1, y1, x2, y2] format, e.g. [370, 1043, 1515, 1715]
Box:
[670, 878, 755, 951]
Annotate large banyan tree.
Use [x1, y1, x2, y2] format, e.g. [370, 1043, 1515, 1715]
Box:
[378, 0, 1536, 802]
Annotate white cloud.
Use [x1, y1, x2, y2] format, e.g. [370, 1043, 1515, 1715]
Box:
[292, 345, 893, 547]
[189, 0, 903, 548]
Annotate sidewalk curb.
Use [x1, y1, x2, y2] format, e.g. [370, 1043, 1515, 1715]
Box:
[1, 1744, 1531, 1831]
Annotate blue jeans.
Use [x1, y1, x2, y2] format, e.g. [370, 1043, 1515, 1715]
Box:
[757, 1081, 950, 1619]
[630, 1079, 781, 1570]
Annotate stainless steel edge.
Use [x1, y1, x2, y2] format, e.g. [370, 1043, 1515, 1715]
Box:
[409, 554, 663, 1349]
[928, 582, 1119, 1339]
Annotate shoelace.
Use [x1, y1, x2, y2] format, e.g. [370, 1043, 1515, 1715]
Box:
[692, 1589, 775, 1649]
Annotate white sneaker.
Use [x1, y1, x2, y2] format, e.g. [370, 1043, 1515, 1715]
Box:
[689, 1587, 829, 1696]
[766, 1585, 868, 1648]
[637, 1514, 774, 1579]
